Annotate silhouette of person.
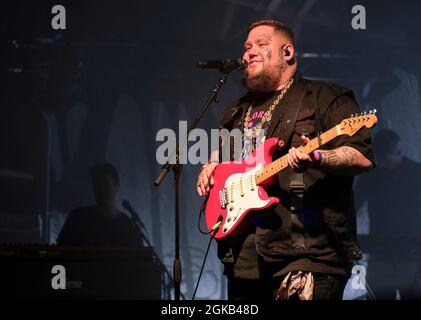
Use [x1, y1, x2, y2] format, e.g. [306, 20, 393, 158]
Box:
[355, 129, 421, 299]
[57, 162, 143, 247]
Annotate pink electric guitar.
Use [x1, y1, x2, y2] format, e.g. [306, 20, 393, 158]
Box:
[205, 111, 377, 239]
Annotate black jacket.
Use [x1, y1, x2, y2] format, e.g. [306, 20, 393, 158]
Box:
[217, 72, 374, 268]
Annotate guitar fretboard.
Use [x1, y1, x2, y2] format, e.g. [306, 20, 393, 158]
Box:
[255, 126, 339, 184]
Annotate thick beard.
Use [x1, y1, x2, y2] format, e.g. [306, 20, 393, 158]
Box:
[241, 62, 287, 92]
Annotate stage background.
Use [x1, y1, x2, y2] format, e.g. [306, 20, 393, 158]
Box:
[1, 0, 421, 300]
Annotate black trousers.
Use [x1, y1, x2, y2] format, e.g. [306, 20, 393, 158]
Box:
[227, 273, 348, 300]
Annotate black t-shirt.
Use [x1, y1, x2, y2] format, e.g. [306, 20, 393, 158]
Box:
[57, 206, 143, 247]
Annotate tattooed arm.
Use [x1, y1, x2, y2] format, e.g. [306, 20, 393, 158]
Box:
[318, 146, 373, 175]
[287, 136, 373, 176]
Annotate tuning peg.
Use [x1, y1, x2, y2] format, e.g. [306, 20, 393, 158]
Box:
[350, 114, 354, 118]
[363, 111, 367, 115]
[373, 109, 377, 114]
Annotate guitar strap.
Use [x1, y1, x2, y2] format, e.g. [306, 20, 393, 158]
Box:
[287, 81, 310, 250]
[288, 82, 324, 250]
[290, 165, 306, 249]
[268, 77, 312, 250]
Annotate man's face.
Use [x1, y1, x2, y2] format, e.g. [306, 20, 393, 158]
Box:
[242, 25, 288, 92]
[92, 173, 118, 207]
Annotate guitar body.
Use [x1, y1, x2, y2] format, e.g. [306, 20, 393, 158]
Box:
[204, 111, 378, 240]
[205, 138, 280, 239]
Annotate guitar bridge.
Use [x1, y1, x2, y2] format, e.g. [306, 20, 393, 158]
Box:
[219, 188, 228, 209]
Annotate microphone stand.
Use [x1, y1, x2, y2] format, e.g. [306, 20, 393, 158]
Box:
[154, 67, 234, 301]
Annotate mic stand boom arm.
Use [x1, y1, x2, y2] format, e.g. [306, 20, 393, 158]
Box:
[154, 71, 231, 301]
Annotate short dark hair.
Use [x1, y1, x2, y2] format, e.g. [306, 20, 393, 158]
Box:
[90, 162, 119, 186]
[248, 19, 295, 45]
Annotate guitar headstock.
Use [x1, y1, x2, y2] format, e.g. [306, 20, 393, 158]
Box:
[338, 109, 378, 136]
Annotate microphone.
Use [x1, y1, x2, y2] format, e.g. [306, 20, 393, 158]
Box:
[122, 200, 146, 230]
[196, 58, 248, 72]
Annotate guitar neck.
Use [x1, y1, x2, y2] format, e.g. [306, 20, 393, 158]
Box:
[255, 126, 340, 184]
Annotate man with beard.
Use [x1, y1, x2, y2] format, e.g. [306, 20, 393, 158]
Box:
[197, 20, 374, 300]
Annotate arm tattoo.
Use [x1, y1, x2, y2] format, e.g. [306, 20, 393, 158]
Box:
[342, 148, 359, 166]
[322, 148, 358, 168]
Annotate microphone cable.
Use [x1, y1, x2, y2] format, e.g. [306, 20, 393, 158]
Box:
[192, 216, 222, 300]
[193, 201, 222, 300]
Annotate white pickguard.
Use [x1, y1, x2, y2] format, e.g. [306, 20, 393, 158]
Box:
[221, 164, 270, 234]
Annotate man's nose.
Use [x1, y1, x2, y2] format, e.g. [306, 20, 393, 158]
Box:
[249, 45, 259, 56]
[244, 45, 258, 59]
[244, 52, 256, 64]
